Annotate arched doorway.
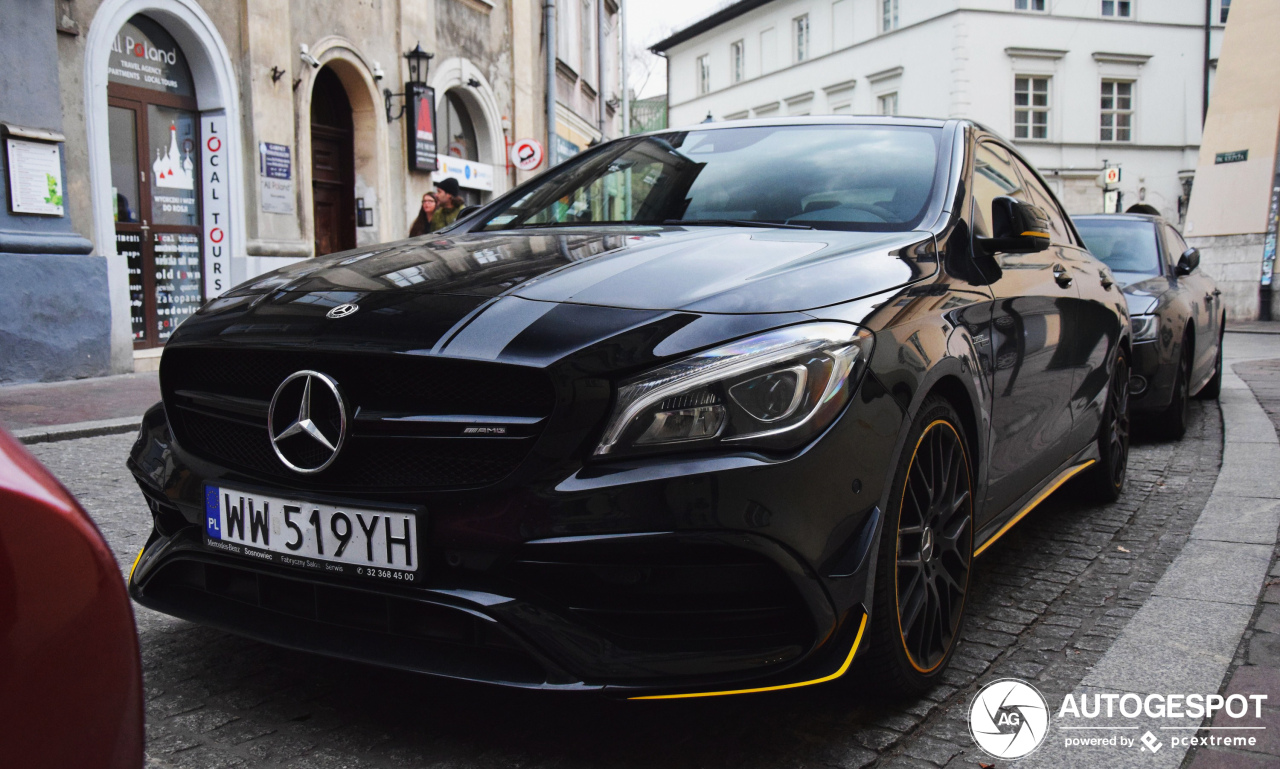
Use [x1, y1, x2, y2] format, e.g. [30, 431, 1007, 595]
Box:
[439, 90, 483, 207]
[106, 15, 204, 349]
[310, 67, 356, 256]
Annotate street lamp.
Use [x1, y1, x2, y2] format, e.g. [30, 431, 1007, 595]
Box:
[384, 42, 434, 122]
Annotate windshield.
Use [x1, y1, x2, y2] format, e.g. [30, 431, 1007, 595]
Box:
[1075, 218, 1162, 277]
[477, 124, 943, 233]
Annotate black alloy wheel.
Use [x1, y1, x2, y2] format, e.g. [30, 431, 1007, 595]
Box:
[1080, 348, 1130, 502]
[862, 397, 973, 693]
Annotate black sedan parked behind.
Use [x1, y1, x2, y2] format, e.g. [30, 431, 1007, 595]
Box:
[1074, 214, 1224, 438]
[128, 118, 1131, 699]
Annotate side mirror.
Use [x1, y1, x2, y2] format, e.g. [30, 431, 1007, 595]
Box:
[977, 196, 1052, 255]
[1176, 247, 1200, 276]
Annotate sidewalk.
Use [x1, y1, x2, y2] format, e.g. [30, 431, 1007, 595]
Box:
[0, 371, 159, 444]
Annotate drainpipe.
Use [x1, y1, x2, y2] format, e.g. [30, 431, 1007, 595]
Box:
[1202, 0, 1211, 126]
[545, 0, 558, 165]
[620, 0, 629, 136]
[597, 0, 607, 138]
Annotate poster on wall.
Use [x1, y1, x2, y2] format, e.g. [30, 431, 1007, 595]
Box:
[406, 84, 438, 172]
[202, 112, 231, 299]
[5, 138, 65, 216]
[259, 142, 294, 215]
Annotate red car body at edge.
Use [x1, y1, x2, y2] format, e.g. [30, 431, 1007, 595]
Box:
[0, 429, 144, 769]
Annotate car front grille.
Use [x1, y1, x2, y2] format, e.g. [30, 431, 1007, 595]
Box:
[507, 539, 815, 658]
[144, 559, 548, 685]
[162, 347, 556, 490]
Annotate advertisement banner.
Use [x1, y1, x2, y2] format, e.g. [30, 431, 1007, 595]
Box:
[406, 84, 438, 172]
[201, 111, 231, 299]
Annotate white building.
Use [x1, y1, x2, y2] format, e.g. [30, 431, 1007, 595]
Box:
[651, 0, 1230, 222]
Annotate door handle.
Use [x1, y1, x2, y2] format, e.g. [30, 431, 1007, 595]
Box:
[1205, 294, 1214, 304]
[1053, 263, 1073, 288]
[1100, 270, 1114, 290]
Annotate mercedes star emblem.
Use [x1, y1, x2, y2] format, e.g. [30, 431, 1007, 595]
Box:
[327, 303, 359, 319]
[268, 370, 348, 474]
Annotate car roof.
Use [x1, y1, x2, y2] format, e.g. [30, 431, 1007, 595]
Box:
[1074, 213, 1164, 224]
[646, 115, 954, 137]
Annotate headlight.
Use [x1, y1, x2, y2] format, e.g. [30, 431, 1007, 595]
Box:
[594, 323, 874, 457]
[1131, 314, 1159, 342]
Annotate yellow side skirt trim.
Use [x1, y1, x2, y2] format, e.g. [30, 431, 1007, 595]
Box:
[973, 459, 1095, 558]
[629, 613, 868, 700]
[129, 547, 144, 582]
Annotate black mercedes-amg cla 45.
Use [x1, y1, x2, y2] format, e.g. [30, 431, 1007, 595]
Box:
[128, 118, 1132, 698]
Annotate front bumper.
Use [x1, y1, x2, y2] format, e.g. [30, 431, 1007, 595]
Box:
[127, 384, 901, 696]
[1129, 340, 1176, 412]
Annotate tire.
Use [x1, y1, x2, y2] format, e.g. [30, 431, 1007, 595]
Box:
[1078, 348, 1131, 503]
[1196, 323, 1225, 400]
[1157, 339, 1192, 440]
[861, 396, 974, 696]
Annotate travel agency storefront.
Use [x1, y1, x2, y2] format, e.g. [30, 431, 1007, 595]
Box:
[0, 0, 520, 383]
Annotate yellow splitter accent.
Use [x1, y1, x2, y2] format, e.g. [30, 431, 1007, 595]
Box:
[630, 613, 868, 699]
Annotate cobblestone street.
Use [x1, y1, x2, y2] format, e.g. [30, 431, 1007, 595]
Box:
[29, 398, 1224, 769]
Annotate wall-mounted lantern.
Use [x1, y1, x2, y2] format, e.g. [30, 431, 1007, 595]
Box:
[384, 43, 434, 123]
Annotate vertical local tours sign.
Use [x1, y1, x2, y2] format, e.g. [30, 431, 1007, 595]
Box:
[201, 112, 231, 299]
[406, 84, 438, 172]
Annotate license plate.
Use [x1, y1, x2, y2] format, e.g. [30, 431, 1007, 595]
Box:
[204, 485, 420, 580]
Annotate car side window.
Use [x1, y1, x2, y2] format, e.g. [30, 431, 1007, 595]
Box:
[971, 142, 1026, 238]
[1163, 224, 1189, 270]
[1009, 154, 1074, 247]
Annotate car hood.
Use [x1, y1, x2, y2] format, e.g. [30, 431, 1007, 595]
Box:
[220, 226, 932, 314]
[1120, 275, 1164, 315]
[177, 227, 932, 364]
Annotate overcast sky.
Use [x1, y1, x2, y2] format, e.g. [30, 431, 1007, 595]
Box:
[625, 0, 727, 98]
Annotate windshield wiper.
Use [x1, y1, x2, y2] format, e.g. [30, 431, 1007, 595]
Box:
[663, 219, 814, 230]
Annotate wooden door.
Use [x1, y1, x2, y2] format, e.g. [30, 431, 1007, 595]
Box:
[310, 68, 356, 256]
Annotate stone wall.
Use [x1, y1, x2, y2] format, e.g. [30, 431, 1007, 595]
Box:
[1188, 233, 1273, 321]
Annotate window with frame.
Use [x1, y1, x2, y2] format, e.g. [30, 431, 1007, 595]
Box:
[731, 40, 744, 83]
[882, 0, 900, 32]
[1015, 0, 1046, 11]
[1100, 80, 1133, 142]
[1101, 1, 1132, 17]
[1014, 76, 1050, 140]
[794, 15, 810, 63]
[1220, 0, 1230, 23]
[878, 92, 898, 116]
[697, 55, 710, 95]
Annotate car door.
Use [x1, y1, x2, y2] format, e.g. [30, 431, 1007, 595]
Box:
[1008, 153, 1125, 454]
[1163, 223, 1220, 385]
[970, 141, 1078, 525]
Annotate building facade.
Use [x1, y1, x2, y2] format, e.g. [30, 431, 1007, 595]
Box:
[652, 0, 1226, 225]
[0, 0, 558, 384]
[552, 0, 624, 160]
[1184, 0, 1280, 321]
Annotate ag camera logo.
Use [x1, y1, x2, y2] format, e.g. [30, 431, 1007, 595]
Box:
[969, 679, 1050, 760]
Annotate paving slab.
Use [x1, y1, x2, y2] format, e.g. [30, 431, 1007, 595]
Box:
[1081, 596, 1255, 695]
[1150, 539, 1274, 605]
[1190, 497, 1280, 545]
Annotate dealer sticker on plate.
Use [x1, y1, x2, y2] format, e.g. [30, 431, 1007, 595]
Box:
[204, 485, 419, 581]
